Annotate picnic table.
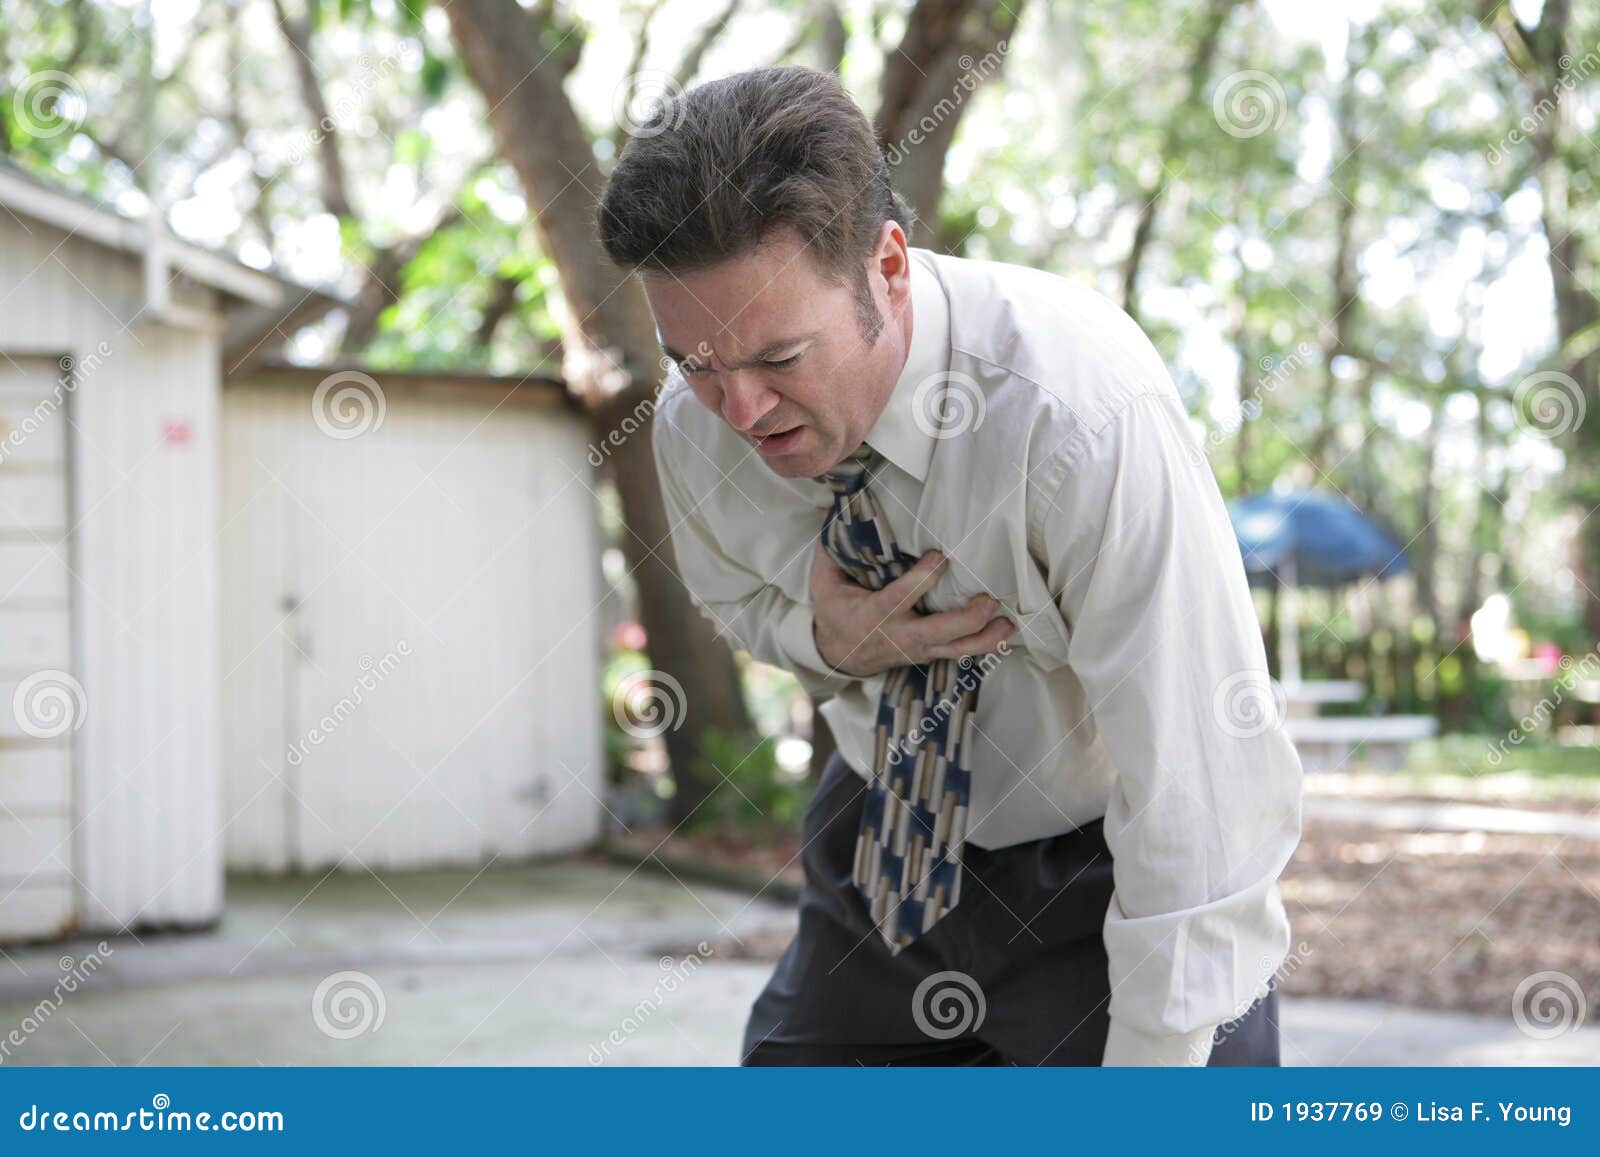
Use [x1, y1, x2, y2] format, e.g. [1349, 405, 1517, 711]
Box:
[1278, 678, 1438, 772]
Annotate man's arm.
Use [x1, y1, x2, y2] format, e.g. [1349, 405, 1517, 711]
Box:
[652, 435, 858, 701]
[1034, 389, 1303, 1067]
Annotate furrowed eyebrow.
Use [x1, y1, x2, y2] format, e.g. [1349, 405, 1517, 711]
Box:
[660, 334, 818, 371]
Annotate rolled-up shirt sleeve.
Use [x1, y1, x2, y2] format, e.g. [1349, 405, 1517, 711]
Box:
[652, 422, 859, 702]
[1035, 389, 1303, 1066]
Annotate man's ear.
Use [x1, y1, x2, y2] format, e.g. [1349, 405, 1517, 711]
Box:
[871, 219, 912, 307]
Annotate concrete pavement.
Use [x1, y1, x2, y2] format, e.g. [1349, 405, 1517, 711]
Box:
[0, 858, 1594, 1067]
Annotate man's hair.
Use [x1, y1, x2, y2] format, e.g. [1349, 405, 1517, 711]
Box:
[596, 66, 914, 329]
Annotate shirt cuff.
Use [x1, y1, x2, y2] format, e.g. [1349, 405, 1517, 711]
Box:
[775, 598, 858, 700]
[1101, 1017, 1218, 1067]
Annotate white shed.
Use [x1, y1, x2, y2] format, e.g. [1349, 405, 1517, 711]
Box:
[218, 362, 606, 873]
[0, 159, 608, 945]
[0, 158, 343, 942]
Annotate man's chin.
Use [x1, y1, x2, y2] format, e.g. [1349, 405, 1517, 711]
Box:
[758, 452, 822, 479]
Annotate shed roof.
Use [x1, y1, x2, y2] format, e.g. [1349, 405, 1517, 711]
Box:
[0, 156, 349, 365]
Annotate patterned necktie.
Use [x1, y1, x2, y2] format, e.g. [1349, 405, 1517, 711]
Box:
[819, 445, 985, 955]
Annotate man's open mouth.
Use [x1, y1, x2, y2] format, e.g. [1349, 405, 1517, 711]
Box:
[752, 426, 803, 454]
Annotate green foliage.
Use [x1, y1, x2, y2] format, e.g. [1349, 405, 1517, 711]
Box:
[681, 726, 810, 835]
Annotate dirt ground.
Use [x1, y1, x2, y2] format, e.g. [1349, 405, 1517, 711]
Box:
[622, 814, 1600, 1019]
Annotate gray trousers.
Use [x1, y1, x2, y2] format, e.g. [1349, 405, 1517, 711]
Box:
[741, 751, 1281, 1066]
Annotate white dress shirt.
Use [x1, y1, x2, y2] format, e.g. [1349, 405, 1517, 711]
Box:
[651, 246, 1303, 1066]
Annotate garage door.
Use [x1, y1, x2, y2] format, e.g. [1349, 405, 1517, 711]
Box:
[0, 355, 77, 939]
[221, 379, 604, 872]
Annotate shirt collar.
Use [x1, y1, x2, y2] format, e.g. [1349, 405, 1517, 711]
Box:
[862, 248, 949, 484]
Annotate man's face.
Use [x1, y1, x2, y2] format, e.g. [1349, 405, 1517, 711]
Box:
[641, 226, 912, 479]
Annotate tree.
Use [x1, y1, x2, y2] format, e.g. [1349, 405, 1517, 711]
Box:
[436, 0, 1022, 808]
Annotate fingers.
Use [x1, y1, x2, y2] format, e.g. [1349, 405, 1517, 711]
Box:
[879, 549, 946, 613]
[913, 592, 1003, 646]
[923, 614, 1017, 662]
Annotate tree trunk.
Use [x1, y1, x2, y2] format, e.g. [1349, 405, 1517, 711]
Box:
[1492, 0, 1600, 634]
[1119, 0, 1236, 323]
[440, 0, 752, 823]
[875, 0, 1028, 250]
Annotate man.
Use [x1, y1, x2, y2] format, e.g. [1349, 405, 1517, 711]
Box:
[596, 66, 1302, 1066]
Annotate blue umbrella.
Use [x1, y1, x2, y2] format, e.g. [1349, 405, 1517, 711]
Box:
[1227, 489, 1410, 590]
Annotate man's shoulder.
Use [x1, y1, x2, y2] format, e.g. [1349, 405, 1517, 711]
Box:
[650, 375, 727, 477]
[923, 249, 1179, 429]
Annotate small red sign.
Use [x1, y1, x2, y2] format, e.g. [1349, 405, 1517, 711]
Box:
[161, 419, 191, 445]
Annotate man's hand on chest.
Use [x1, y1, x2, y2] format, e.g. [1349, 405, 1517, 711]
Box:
[809, 541, 1016, 677]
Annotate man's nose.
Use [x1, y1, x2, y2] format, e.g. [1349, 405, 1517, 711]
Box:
[720, 371, 779, 433]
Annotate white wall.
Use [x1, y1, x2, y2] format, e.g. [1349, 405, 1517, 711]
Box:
[0, 214, 224, 938]
[220, 376, 605, 873]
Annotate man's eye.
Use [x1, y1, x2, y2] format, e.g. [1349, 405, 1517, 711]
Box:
[765, 353, 802, 370]
[679, 362, 711, 376]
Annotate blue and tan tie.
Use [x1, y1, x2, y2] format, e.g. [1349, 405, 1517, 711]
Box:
[819, 445, 984, 954]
